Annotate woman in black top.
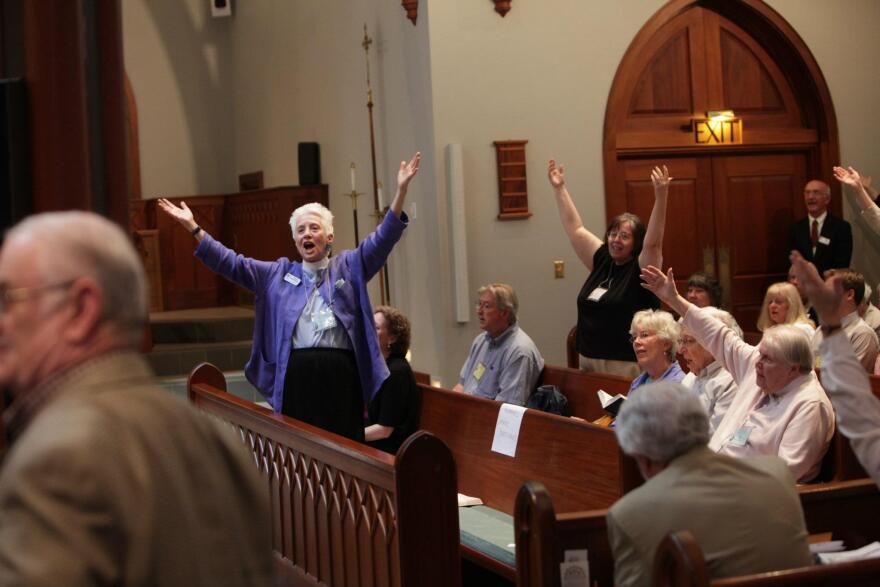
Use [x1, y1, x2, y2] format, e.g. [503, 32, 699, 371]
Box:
[364, 305, 421, 454]
[547, 160, 672, 378]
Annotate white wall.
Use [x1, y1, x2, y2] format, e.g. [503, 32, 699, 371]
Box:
[122, 0, 237, 197]
[124, 0, 880, 386]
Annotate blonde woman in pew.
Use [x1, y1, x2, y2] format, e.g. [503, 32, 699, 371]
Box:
[547, 161, 671, 378]
[755, 282, 815, 337]
[158, 152, 421, 442]
[364, 306, 421, 454]
[790, 251, 880, 487]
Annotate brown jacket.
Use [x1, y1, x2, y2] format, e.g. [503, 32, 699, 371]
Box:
[0, 353, 272, 586]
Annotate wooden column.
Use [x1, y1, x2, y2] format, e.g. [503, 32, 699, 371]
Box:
[24, 0, 92, 213]
[95, 0, 131, 226]
[22, 0, 129, 226]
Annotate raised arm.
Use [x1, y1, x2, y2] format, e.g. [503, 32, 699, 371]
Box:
[388, 152, 420, 218]
[638, 166, 671, 269]
[547, 160, 603, 271]
[640, 265, 691, 317]
[834, 166, 877, 214]
[158, 198, 206, 243]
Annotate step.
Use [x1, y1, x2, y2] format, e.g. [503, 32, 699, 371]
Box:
[149, 306, 255, 345]
[147, 340, 252, 377]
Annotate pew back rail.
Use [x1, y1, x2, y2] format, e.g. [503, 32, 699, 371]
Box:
[188, 363, 461, 587]
[654, 529, 880, 587]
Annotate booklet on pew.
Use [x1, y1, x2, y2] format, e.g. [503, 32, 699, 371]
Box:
[457, 493, 483, 507]
[817, 541, 880, 564]
[597, 389, 626, 417]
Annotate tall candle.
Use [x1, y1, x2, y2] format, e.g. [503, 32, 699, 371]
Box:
[350, 163, 356, 191]
[377, 183, 384, 209]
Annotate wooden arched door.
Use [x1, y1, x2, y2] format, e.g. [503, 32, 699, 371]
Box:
[604, 0, 839, 332]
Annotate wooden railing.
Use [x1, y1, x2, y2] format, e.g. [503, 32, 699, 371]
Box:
[187, 363, 461, 587]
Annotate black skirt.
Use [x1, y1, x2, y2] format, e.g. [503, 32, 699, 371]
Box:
[281, 348, 364, 442]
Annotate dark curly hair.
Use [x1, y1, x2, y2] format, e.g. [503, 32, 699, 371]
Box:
[374, 305, 411, 357]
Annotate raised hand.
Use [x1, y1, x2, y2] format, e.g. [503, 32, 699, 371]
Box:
[833, 165, 862, 189]
[157, 198, 197, 231]
[651, 165, 672, 191]
[397, 152, 421, 191]
[547, 160, 565, 189]
[640, 265, 679, 305]
[789, 250, 843, 326]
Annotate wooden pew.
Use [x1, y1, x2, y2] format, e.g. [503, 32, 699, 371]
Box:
[416, 384, 642, 581]
[515, 477, 880, 587]
[187, 363, 461, 587]
[538, 363, 868, 483]
[654, 528, 880, 587]
[537, 364, 631, 421]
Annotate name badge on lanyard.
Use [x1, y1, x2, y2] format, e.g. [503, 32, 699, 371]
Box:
[587, 287, 608, 302]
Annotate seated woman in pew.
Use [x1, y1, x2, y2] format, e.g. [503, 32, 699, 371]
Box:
[679, 307, 742, 435]
[685, 271, 722, 308]
[594, 309, 683, 426]
[790, 251, 880, 487]
[364, 306, 421, 454]
[629, 309, 684, 391]
[756, 282, 815, 338]
[640, 265, 835, 483]
[158, 152, 421, 442]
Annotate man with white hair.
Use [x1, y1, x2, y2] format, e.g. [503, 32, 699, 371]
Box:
[453, 283, 544, 406]
[607, 381, 812, 587]
[0, 212, 271, 585]
[679, 307, 742, 434]
[641, 265, 835, 482]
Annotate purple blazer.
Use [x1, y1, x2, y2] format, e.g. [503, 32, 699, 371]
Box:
[195, 211, 408, 411]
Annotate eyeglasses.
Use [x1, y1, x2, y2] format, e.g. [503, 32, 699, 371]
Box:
[475, 301, 496, 311]
[629, 331, 656, 343]
[0, 280, 76, 313]
[678, 336, 699, 347]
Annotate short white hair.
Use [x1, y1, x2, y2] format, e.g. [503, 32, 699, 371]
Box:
[615, 381, 709, 463]
[289, 202, 334, 238]
[6, 211, 147, 346]
[631, 309, 680, 361]
[760, 325, 814, 374]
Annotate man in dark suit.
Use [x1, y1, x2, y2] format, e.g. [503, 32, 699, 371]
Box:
[788, 179, 852, 278]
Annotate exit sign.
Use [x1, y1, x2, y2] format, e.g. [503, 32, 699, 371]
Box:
[693, 118, 742, 145]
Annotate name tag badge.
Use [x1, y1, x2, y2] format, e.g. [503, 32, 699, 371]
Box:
[284, 273, 301, 286]
[729, 426, 753, 447]
[473, 362, 486, 381]
[818, 236, 831, 246]
[587, 287, 608, 302]
[313, 306, 337, 332]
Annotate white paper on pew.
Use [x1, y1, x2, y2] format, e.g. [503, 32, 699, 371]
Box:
[564, 549, 588, 562]
[818, 541, 880, 564]
[457, 493, 483, 507]
[560, 559, 589, 587]
[810, 540, 845, 554]
[491, 403, 527, 457]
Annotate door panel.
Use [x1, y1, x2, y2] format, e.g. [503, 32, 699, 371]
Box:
[712, 153, 807, 330]
[621, 158, 715, 296]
